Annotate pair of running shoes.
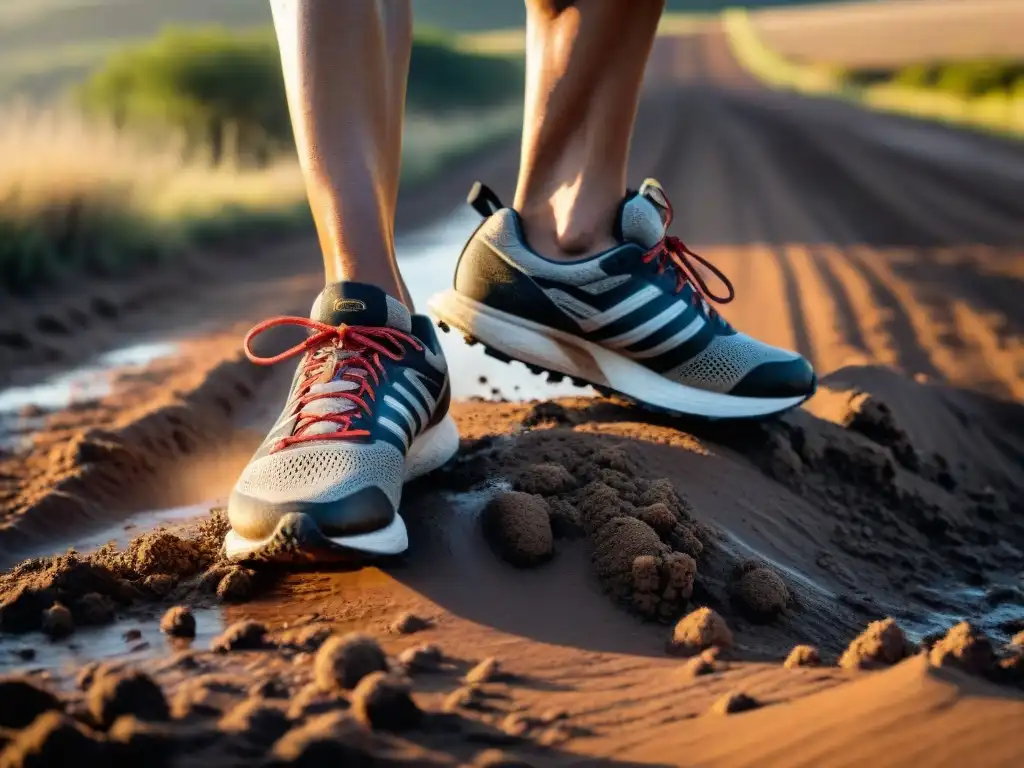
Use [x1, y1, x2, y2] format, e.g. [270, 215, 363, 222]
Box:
[224, 179, 815, 563]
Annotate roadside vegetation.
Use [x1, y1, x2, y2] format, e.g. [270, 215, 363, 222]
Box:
[0, 26, 524, 295]
[723, 8, 1024, 141]
[844, 60, 1024, 100]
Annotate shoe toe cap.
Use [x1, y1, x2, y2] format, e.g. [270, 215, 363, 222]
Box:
[730, 356, 817, 400]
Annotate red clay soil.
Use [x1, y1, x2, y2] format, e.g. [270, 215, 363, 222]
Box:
[0, 27, 1023, 768]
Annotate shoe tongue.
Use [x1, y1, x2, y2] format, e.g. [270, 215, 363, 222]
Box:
[310, 281, 411, 333]
[618, 177, 672, 249]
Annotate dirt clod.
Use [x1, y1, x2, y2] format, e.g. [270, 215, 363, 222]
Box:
[0, 678, 62, 729]
[710, 692, 761, 715]
[397, 643, 443, 674]
[784, 644, 821, 669]
[215, 567, 254, 603]
[928, 622, 996, 676]
[389, 612, 431, 635]
[482, 492, 554, 567]
[729, 563, 789, 621]
[314, 633, 387, 691]
[839, 618, 914, 669]
[669, 608, 734, 656]
[0, 712, 104, 767]
[40, 603, 74, 639]
[219, 698, 291, 745]
[121, 531, 201, 578]
[159, 605, 196, 638]
[211, 620, 267, 652]
[88, 669, 169, 729]
[512, 464, 576, 496]
[71, 592, 116, 626]
[350, 672, 421, 731]
[465, 657, 502, 684]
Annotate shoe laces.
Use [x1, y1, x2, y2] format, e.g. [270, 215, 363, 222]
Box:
[638, 192, 735, 317]
[243, 317, 422, 452]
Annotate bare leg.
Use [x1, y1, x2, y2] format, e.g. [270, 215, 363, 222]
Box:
[272, 0, 413, 306]
[515, 0, 665, 259]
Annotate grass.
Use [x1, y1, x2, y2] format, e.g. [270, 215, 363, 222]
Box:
[722, 8, 1024, 139]
[0, 99, 522, 295]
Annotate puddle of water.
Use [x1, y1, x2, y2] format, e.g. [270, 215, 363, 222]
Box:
[0, 340, 178, 450]
[396, 208, 596, 403]
[903, 582, 1024, 645]
[0, 606, 222, 681]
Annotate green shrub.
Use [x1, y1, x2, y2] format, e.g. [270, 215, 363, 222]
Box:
[75, 25, 523, 166]
[76, 26, 289, 165]
[846, 59, 1024, 100]
[408, 28, 523, 113]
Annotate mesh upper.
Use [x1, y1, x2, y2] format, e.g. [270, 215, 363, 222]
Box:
[235, 440, 405, 507]
[664, 333, 798, 393]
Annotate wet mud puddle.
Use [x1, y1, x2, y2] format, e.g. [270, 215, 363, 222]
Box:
[0, 340, 178, 450]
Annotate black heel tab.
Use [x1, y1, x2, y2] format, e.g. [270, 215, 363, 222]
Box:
[468, 181, 503, 219]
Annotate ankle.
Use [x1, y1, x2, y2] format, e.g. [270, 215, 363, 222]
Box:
[516, 195, 620, 260]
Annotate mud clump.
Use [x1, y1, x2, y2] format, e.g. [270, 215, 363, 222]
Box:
[350, 672, 422, 731]
[784, 645, 821, 669]
[71, 592, 116, 626]
[0, 678, 62, 729]
[218, 699, 291, 745]
[160, 606, 196, 638]
[211, 620, 267, 652]
[40, 603, 74, 639]
[314, 633, 388, 691]
[215, 566, 255, 603]
[709, 692, 761, 715]
[928, 622, 996, 677]
[397, 644, 443, 674]
[843, 393, 920, 472]
[119, 531, 201, 579]
[1, 712, 105, 767]
[728, 562, 789, 621]
[839, 618, 914, 669]
[465, 658, 503, 685]
[521, 402, 573, 428]
[482, 492, 554, 568]
[0, 511, 239, 637]
[669, 608, 734, 656]
[389, 612, 431, 635]
[88, 669, 169, 729]
[512, 464, 576, 496]
[593, 518, 666, 594]
[271, 711, 380, 764]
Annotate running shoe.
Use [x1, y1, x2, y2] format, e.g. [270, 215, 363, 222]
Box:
[224, 281, 458, 563]
[429, 179, 815, 419]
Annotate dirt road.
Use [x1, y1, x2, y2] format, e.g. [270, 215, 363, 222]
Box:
[0, 30, 1022, 768]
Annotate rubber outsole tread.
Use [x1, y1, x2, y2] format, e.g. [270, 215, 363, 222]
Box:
[224, 512, 407, 567]
[436, 319, 808, 422]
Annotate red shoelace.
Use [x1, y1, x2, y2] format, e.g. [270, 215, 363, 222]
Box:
[642, 236, 735, 310]
[243, 317, 422, 451]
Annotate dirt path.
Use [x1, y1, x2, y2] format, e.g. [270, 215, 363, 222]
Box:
[0, 29, 1022, 768]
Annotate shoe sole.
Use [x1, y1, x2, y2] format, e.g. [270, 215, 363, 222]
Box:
[222, 414, 460, 565]
[428, 289, 812, 419]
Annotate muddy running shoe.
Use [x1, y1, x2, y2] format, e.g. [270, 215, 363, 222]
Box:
[224, 282, 458, 563]
[429, 179, 815, 419]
